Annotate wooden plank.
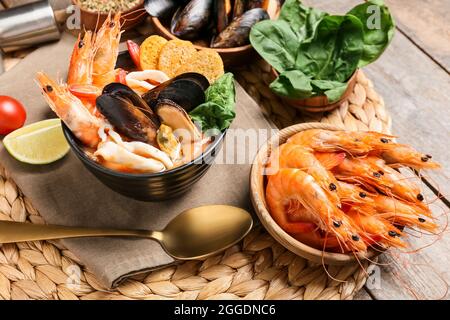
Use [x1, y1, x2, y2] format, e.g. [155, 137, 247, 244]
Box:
[385, 0, 450, 72]
[368, 183, 450, 300]
[304, 0, 450, 300]
[354, 288, 373, 300]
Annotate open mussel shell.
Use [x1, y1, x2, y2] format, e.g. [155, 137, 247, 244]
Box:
[96, 94, 159, 146]
[170, 0, 213, 39]
[155, 99, 202, 142]
[142, 73, 209, 112]
[103, 82, 159, 123]
[211, 8, 270, 48]
[144, 0, 187, 18]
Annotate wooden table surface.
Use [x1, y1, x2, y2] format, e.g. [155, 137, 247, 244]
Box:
[1, 0, 449, 300]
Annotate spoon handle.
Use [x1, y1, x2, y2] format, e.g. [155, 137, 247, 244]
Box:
[0, 221, 162, 243]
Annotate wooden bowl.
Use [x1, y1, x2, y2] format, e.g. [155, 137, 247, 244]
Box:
[270, 69, 358, 113]
[150, 16, 257, 68]
[250, 122, 380, 265]
[73, 0, 146, 31]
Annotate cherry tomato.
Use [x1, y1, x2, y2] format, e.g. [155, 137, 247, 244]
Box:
[0, 96, 27, 135]
[127, 40, 141, 70]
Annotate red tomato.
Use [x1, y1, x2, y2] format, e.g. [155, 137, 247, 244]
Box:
[127, 40, 141, 70]
[0, 96, 27, 135]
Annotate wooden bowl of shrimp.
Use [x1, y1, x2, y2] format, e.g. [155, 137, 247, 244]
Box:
[250, 122, 441, 265]
[250, 123, 379, 265]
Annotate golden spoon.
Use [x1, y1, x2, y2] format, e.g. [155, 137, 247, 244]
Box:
[0, 205, 253, 260]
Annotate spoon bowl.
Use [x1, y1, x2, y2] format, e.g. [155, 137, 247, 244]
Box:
[0, 205, 253, 260]
[159, 205, 253, 259]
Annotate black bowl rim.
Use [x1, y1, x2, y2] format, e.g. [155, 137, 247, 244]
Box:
[62, 123, 227, 179]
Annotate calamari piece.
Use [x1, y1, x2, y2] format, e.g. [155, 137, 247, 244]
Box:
[126, 70, 170, 95]
[95, 141, 165, 173]
[108, 130, 173, 169]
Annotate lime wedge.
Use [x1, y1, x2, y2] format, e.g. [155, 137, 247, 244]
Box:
[3, 119, 70, 164]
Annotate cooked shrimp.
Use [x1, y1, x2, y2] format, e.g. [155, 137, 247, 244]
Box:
[266, 168, 366, 253]
[287, 129, 395, 155]
[67, 31, 96, 86]
[36, 72, 102, 148]
[292, 231, 343, 251]
[268, 144, 341, 205]
[374, 143, 441, 170]
[347, 208, 406, 248]
[92, 13, 122, 87]
[336, 181, 376, 205]
[332, 156, 395, 191]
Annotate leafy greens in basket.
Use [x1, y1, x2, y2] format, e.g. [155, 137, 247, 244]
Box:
[250, 0, 395, 103]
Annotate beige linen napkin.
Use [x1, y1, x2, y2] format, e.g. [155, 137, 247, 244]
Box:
[0, 33, 276, 288]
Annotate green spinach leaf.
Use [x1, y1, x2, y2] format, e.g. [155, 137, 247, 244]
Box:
[249, 19, 299, 73]
[269, 70, 313, 99]
[348, 0, 395, 67]
[295, 14, 364, 82]
[311, 79, 348, 103]
[189, 73, 236, 132]
[279, 0, 327, 41]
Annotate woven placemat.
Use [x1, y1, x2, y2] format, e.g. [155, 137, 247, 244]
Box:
[0, 63, 390, 300]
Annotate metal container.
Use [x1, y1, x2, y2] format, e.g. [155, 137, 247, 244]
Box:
[0, 0, 61, 53]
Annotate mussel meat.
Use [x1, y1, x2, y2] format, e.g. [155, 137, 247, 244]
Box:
[96, 92, 159, 146]
[144, 0, 188, 18]
[155, 100, 202, 143]
[211, 8, 270, 48]
[170, 0, 213, 39]
[157, 124, 182, 161]
[142, 72, 209, 112]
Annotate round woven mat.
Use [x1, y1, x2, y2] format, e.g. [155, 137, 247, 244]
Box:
[0, 63, 391, 300]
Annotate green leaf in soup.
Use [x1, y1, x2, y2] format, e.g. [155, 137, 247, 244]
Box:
[189, 73, 236, 132]
[189, 101, 236, 132]
[205, 72, 235, 108]
[249, 19, 299, 73]
[348, 0, 395, 67]
[311, 79, 349, 103]
[279, 0, 327, 41]
[295, 14, 364, 82]
[269, 70, 313, 99]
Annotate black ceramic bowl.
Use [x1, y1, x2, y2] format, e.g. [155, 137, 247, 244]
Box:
[62, 124, 226, 201]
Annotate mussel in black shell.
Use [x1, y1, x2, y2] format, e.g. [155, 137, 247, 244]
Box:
[142, 73, 209, 112]
[170, 0, 213, 39]
[102, 82, 159, 124]
[96, 85, 160, 146]
[211, 8, 270, 48]
[144, 0, 188, 18]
